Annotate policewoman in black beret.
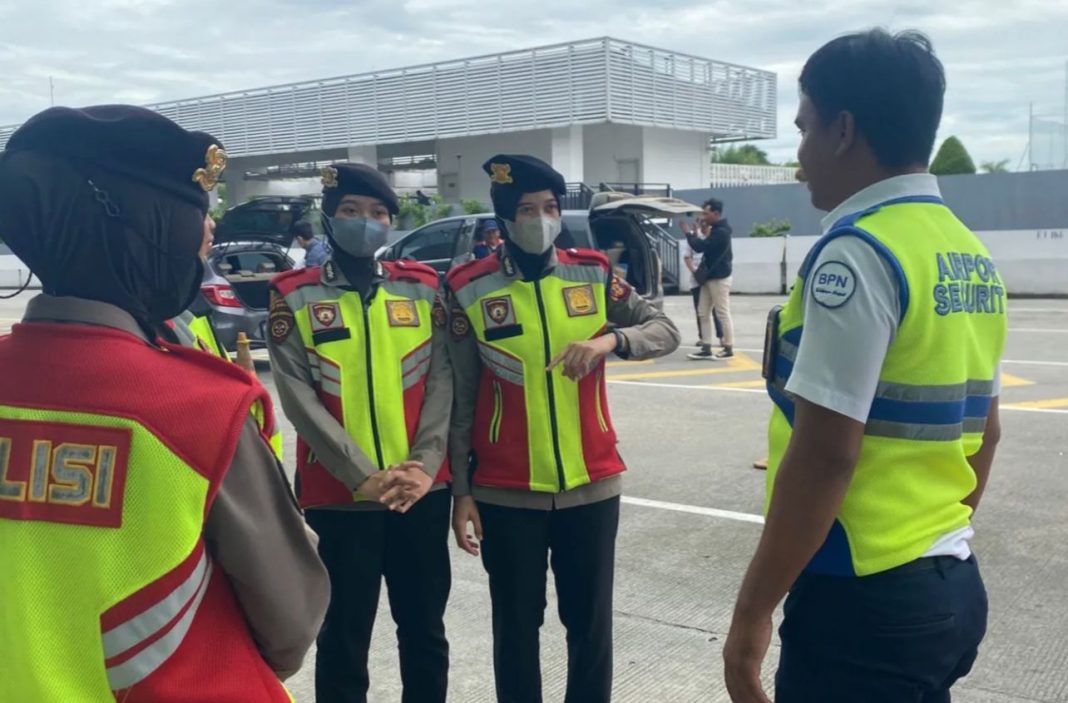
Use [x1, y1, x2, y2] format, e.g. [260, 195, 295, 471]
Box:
[0, 105, 328, 701]
[267, 162, 454, 702]
[446, 154, 680, 702]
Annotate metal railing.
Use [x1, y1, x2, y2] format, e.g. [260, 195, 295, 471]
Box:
[1, 38, 776, 156]
[562, 182, 597, 211]
[599, 182, 673, 197]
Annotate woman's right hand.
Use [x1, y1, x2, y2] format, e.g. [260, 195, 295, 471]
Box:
[452, 495, 483, 557]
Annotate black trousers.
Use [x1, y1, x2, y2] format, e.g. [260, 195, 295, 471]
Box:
[776, 556, 988, 703]
[478, 497, 620, 703]
[305, 490, 451, 703]
[691, 286, 723, 342]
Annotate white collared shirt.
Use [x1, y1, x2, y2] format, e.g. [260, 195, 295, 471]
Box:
[784, 173, 983, 562]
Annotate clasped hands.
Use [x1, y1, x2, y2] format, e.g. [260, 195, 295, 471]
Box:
[357, 461, 433, 513]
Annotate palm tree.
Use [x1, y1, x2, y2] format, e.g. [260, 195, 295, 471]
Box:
[980, 159, 1011, 174]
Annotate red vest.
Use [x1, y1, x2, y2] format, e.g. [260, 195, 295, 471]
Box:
[0, 321, 290, 702]
[273, 261, 450, 508]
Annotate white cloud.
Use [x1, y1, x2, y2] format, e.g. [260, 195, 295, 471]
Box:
[0, 0, 1065, 168]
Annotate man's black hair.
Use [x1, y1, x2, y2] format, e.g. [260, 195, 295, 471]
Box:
[800, 28, 945, 169]
[703, 198, 724, 214]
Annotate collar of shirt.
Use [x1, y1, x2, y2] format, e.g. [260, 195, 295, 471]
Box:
[22, 294, 150, 341]
[498, 245, 559, 280]
[820, 173, 942, 234]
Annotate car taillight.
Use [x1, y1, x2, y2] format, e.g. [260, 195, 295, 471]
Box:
[201, 284, 242, 309]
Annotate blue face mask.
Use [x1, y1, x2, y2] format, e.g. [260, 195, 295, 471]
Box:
[327, 216, 389, 258]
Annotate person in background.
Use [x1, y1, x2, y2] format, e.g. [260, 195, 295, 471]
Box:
[687, 198, 735, 360]
[681, 217, 723, 348]
[473, 219, 503, 259]
[294, 220, 332, 268]
[724, 29, 1006, 702]
[415, 189, 433, 207]
[0, 104, 328, 701]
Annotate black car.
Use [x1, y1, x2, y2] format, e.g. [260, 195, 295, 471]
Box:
[191, 196, 316, 350]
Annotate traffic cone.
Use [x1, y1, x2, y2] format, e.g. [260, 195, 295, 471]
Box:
[235, 332, 256, 375]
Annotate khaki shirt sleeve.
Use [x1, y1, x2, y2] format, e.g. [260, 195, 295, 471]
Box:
[445, 292, 481, 497]
[605, 274, 681, 361]
[267, 289, 377, 490]
[408, 294, 453, 478]
[204, 418, 330, 680]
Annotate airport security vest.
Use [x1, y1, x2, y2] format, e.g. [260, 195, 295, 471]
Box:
[447, 248, 626, 493]
[766, 196, 1008, 577]
[0, 320, 291, 703]
[273, 260, 450, 509]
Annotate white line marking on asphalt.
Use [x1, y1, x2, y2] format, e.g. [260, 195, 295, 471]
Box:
[622, 496, 765, 524]
[1002, 359, 1068, 367]
[1009, 328, 1068, 334]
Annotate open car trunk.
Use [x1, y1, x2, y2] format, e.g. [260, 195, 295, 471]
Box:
[213, 249, 291, 310]
[590, 214, 656, 297]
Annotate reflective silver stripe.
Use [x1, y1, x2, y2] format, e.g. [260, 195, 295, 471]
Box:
[484, 360, 525, 387]
[874, 380, 967, 403]
[319, 362, 341, 384]
[401, 344, 433, 377]
[963, 417, 988, 434]
[779, 339, 798, 363]
[478, 344, 526, 386]
[554, 263, 606, 285]
[102, 551, 209, 660]
[402, 359, 432, 390]
[321, 378, 342, 397]
[454, 272, 513, 310]
[865, 420, 963, 442]
[382, 280, 435, 302]
[966, 379, 995, 396]
[105, 561, 214, 691]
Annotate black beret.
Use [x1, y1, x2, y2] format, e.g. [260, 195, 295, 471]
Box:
[2, 105, 225, 212]
[482, 154, 566, 221]
[320, 162, 398, 217]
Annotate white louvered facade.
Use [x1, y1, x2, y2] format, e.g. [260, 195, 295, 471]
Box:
[0, 38, 776, 157]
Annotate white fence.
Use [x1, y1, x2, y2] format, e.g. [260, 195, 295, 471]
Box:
[709, 163, 798, 188]
[676, 229, 1068, 297]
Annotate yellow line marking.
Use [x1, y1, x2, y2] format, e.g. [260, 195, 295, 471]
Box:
[1004, 397, 1068, 410]
[1000, 372, 1034, 388]
[709, 379, 767, 389]
[608, 355, 760, 381]
[605, 359, 655, 368]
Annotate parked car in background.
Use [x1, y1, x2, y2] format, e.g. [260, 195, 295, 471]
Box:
[190, 196, 314, 350]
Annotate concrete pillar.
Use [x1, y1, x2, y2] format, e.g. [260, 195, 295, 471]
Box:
[550, 125, 585, 183]
[222, 156, 254, 207]
[346, 144, 378, 166]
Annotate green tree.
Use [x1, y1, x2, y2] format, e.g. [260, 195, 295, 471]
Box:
[980, 159, 1010, 174]
[750, 219, 791, 238]
[930, 136, 977, 175]
[711, 143, 771, 166]
[461, 198, 488, 215]
[209, 183, 229, 221]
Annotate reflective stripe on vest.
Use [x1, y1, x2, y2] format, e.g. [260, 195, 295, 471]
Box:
[453, 258, 624, 493]
[765, 197, 1007, 577]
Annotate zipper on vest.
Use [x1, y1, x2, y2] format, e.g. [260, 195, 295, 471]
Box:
[594, 370, 608, 432]
[490, 380, 503, 444]
[533, 279, 567, 490]
[362, 301, 386, 470]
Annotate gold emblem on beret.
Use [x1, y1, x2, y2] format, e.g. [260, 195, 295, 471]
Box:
[321, 166, 339, 189]
[192, 144, 227, 192]
[489, 163, 513, 185]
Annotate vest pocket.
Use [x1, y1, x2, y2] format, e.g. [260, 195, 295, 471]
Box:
[490, 381, 503, 444]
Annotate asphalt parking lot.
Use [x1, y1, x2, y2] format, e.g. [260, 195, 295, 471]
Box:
[2, 292, 1066, 702]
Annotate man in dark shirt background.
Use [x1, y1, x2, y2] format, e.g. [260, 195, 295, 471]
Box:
[472, 219, 502, 259]
[686, 198, 735, 360]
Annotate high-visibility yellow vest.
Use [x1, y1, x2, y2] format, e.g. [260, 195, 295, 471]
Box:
[272, 260, 449, 509]
[447, 248, 625, 493]
[0, 321, 290, 702]
[766, 195, 1008, 576]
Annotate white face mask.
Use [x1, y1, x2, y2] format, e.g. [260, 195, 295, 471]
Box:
[507, 216, 562, 255]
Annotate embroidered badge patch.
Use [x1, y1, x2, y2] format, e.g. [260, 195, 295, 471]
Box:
[608, 275, 631, 302]
[269, 290, 295, 343]
[432, 296, 447, 328]
[311, 302, 342, 331]
[450, 306, 471, 339]
[810, 261, 857, 309]
[386, 299, 420, 327]
[563, 285, 597, 317]
[482, 296, 516, 328]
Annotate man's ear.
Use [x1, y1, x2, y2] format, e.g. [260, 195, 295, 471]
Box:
[834, 110, 857, 157]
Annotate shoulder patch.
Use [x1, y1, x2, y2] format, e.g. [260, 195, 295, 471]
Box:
[810, 260, 858, 309]
[608, 275, 632, 302]
[432, 295, 447, 328]
[449, 302, 471, 339]
[269, 289, 296, 343]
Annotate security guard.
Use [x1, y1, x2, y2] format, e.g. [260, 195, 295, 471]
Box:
[448, 154, 680, 703]
[267, 163, 453, 702]
[724, 30, 1007, 702]
[0, 105, 328, 701]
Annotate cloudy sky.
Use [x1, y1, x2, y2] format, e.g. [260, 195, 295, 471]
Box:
[1, 0, 1065, 168]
